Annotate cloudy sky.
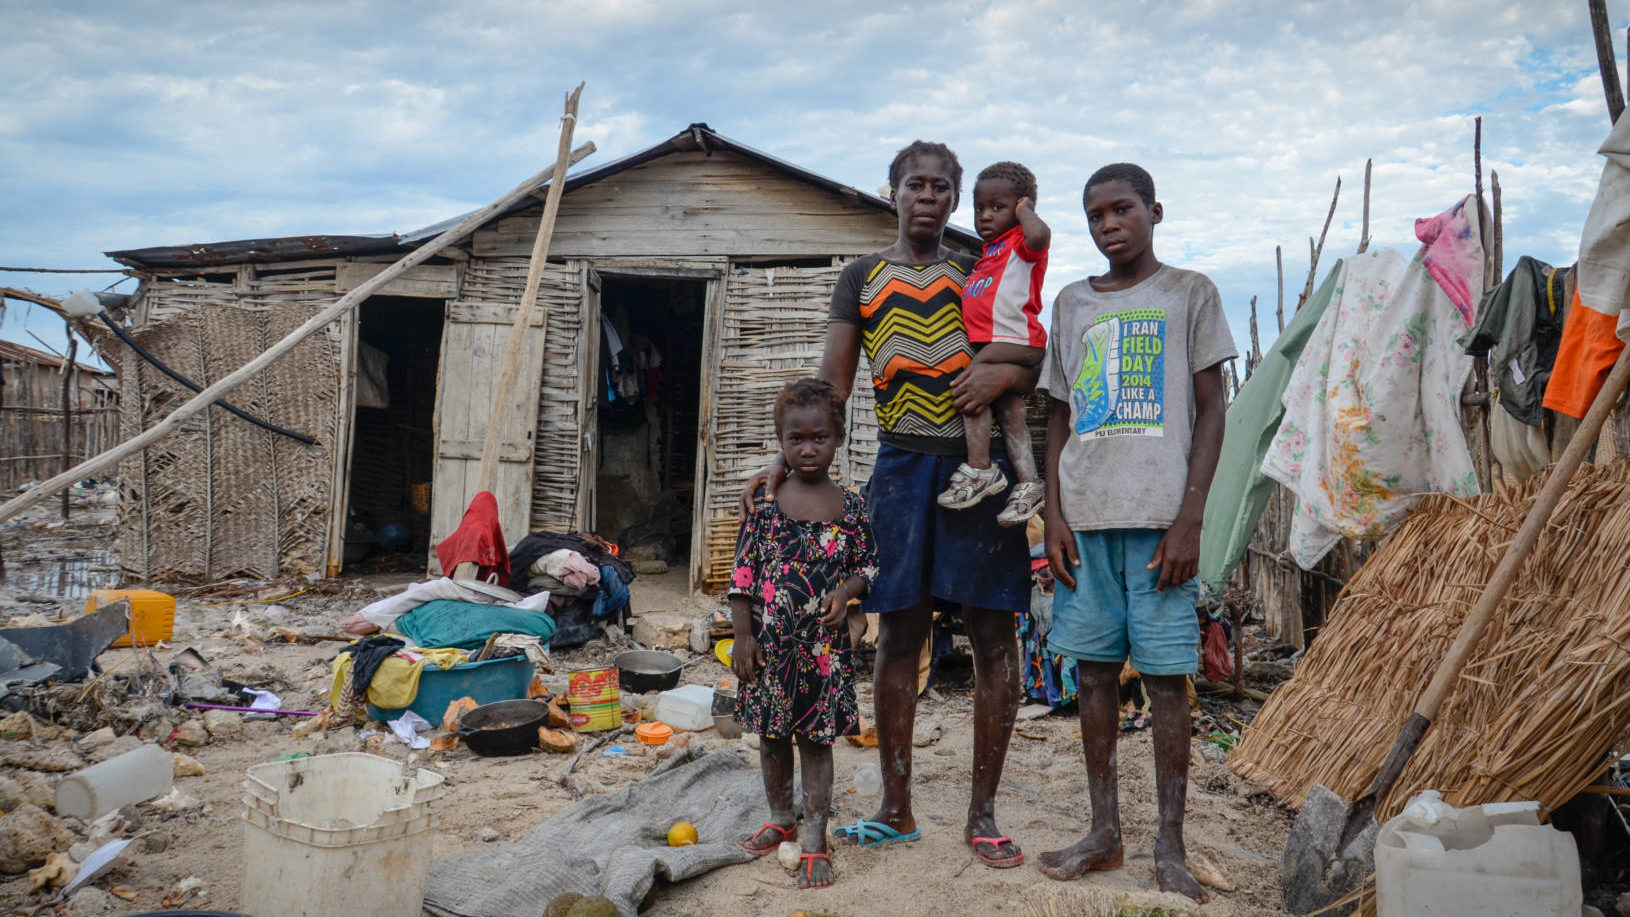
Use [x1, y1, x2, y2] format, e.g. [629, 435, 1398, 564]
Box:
[2, 0, 1626, 371]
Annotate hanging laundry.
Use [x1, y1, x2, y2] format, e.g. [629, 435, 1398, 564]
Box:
[1200, 262, 1342, 594]
[1543, 113, 1630, 419]
[1464, 257, 1568, 426]
[1263, 197, 1484, 568]
[434, 491, 510, 583]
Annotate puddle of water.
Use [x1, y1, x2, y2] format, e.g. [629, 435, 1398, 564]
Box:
[8, 550, 120, 601]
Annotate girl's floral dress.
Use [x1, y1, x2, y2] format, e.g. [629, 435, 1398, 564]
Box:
[729, 489, 877, 745]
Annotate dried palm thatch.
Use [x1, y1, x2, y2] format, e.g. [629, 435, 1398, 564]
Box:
[1232, 458, 1630, 822]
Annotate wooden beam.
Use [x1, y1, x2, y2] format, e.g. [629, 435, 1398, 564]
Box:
[1358, 158, 1373, 254]
[1589, 0, 1625, 122]
[0, 111, 596, 527]
[477, 82, 587, 494]
[1275, 245, 1285, 333]
[1299, 177, 1340, 311]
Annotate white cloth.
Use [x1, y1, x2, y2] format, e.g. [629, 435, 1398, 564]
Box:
[1263, 200, 1484, 568]
[1579, 113, 1630, 340]
[529, 549, 601, 590]
[356, 577, 546, 631]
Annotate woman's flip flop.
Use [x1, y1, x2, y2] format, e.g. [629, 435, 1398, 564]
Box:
[832, 818, 921, 847]
[740, 822, 796, 855]
[967, 833, 1024, 868]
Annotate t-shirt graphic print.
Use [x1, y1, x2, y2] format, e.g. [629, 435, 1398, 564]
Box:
[1073, 309, 1166, 438]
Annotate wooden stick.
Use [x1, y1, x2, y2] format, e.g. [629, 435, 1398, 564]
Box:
[1248, 294, 1261, 367]
[1299, 177, 1340, 311]
[1357, 158, 1372, 254]
[60, 333, 75, 520]
[0, 135, 597, 526]
[1590, 0, 1625, 123]
[1275, 245, 1285, 333]
[1491, 170, 1504, 284]
[477, 82, 586, 494]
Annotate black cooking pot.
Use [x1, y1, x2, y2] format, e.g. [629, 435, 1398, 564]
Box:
[613, 650, 700, 694]
[457, 698, 550, 756]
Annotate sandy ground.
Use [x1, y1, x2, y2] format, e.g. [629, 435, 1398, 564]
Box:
[0, 502, 1293, 916]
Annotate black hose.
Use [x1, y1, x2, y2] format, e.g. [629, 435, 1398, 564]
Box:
[97, 311, 318, 445]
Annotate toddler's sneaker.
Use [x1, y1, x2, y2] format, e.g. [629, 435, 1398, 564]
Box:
[996, 482, 1045, 527]
[937, 463, 1008, 510]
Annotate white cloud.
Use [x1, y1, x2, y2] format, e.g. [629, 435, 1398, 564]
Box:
[4, 0, 1628, 362]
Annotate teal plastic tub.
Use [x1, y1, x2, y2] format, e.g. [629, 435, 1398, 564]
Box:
[366, 654, 534, 724]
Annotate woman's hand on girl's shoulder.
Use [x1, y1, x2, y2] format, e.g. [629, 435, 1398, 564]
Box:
[740, 457, 787, 515]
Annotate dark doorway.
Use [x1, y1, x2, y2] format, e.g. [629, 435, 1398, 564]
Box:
[345, 296, 445, 570]
[595, 277, 706, 569]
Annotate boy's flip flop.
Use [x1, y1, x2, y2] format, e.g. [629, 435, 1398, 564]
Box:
[832, 818, 921, 848]
[967, 833, 1025, 868]
[740, 822, 796, 855]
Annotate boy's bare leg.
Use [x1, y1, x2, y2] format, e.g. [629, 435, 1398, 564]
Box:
[964, 405, 994, 470]
[1144, 673, 1208, 903]
[994, 393, 1037, 483]
[744, 735, 798, 852]
[796, 734, 836, 888]
[1038, 661, 1124, 879]
[963, 605, 1022, 863]
[840, 601, 931, 839]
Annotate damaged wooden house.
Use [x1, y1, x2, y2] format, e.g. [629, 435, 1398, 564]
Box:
[105, 124, 979, 591]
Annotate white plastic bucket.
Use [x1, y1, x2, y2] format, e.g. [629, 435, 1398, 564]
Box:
[240, 753, 445, 917]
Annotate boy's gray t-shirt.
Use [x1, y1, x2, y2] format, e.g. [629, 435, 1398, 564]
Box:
[1037, 265, 1237, 531]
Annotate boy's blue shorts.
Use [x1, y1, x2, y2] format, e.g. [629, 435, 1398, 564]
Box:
[862, 444, 1030, 615]
[1047, 529, 1200, 676]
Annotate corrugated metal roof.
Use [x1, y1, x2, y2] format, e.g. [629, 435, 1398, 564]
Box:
[109, 124, 982, 269]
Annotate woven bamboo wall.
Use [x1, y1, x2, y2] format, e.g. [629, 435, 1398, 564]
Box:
[115, 269, 343, 580]
[698, 262, 870, 591]
[0, 360, 119, 491]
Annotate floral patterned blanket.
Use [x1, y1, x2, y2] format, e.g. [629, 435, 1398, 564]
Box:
[1263, 197, 1485, 567]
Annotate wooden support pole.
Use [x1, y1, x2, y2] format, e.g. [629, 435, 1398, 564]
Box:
[1300, 177, 1340, 311]
[1358, 158, 1373, 254]
[1248, 294, 1262, 368]
[1275, 245, 1285, 333]
[477, 82, 586, 494]
[1590, 0, 1625, 122]
[0, 131, 597, 526]
[1491, 170, 1504, 282]
[61, 334, 76, 520]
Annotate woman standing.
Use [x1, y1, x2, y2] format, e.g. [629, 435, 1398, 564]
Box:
[745, 141, 1034, 868]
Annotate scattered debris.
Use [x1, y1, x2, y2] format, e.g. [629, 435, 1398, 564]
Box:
[0, 803, 73, 873]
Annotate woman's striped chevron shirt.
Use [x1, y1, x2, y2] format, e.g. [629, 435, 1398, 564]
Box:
[828, 252, 979, 455]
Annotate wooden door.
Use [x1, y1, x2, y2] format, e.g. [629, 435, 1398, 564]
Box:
[428, 263, 580, 571]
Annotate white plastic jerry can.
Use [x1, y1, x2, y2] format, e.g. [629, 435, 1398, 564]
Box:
[1375, 790, 1582, 916]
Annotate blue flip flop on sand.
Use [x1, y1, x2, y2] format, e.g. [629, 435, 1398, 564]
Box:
[832, 819, 921, 847]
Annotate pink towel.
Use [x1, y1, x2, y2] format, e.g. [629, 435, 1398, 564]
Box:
[1415, 196, 1483, 327]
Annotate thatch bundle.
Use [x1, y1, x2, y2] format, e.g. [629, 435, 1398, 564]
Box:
[1232, 458, 1630, 821]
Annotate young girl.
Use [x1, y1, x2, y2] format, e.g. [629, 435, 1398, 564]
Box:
[731, 377, 877, 890]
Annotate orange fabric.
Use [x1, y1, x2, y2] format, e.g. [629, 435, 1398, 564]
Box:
[434, 491, 510, 581]
[1541, 288, 1623, 419]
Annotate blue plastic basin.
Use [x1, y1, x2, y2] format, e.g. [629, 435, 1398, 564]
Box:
[365, 654, 534, 724]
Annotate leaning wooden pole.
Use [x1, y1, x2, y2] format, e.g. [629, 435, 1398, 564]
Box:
[0, 135, 596, 526]
[477, 82, 585, 494]
[1275, 245, 1285, 333]
[1589, 0, 1625, 122]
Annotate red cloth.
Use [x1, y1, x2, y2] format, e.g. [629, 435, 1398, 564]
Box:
[434, 491, 510, 582]
[1202, 619, 1234, 683]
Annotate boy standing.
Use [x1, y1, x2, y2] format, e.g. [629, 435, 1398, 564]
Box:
[1036, 164, 1233, 903]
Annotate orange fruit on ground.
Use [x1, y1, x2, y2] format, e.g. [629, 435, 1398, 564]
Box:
[666, 821, 698, 846]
